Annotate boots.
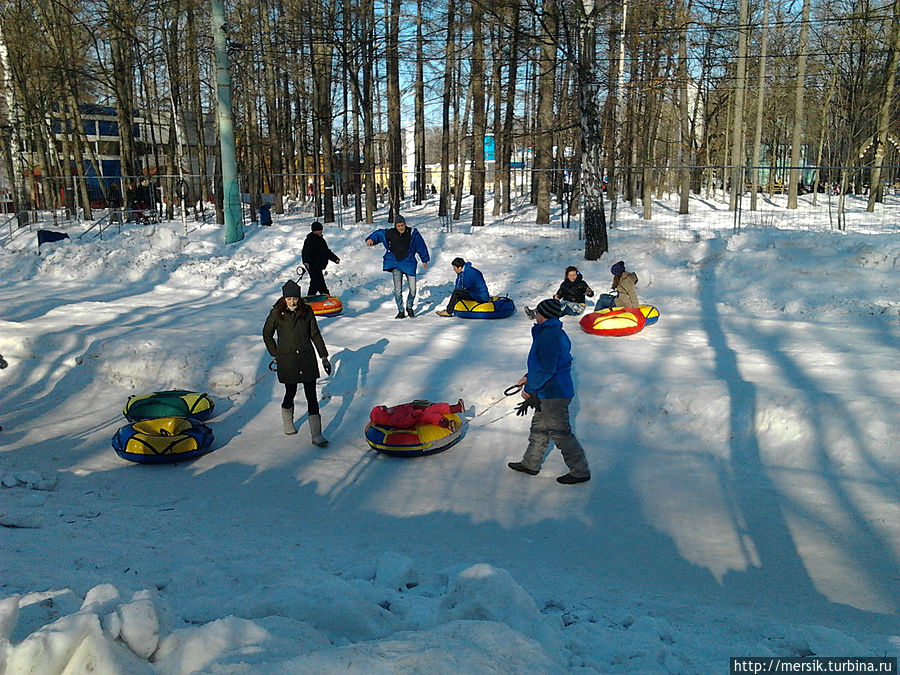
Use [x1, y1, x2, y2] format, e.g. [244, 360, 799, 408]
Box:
[309, 414, 329, 447]
[281, 406, 297, 435]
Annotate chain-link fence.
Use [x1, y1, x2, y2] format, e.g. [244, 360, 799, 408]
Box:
[5, 166, 900, 248]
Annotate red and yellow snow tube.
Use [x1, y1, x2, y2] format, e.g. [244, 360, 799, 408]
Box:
[304, 295, 343, 317]
[580, 307, 647, 336]
[365, 402, 465, 457]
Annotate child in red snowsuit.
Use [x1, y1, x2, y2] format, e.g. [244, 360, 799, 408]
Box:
[369, 399, 465, 428]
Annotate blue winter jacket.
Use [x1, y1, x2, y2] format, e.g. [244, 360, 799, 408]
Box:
[455, 262, 490, 302]
[366, 227, 430, 276]
[524, 318, 575, 399]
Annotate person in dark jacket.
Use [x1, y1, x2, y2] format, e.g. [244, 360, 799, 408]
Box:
[365, 214, 430, 318]
[302, 221, 341, 295]
[507, 298, 590, 485]
[553, 265, 595, 316]
[595, 260, 639, 310]
[436, 257, 490, 316]
[262, 280, 332, 447]
[0, 353, 6, 431]
[258, 203, 272, 226]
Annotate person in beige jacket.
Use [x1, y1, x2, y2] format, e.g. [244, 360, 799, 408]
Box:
[595, 260, 639, 310]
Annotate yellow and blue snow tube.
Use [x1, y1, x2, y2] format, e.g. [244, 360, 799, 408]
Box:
[452, 296, 516, 319]
[305, 294, 343, 317]
[124, 390, 214, 423]
[112, 416, 215, 464]
[365, 404, 465, 457]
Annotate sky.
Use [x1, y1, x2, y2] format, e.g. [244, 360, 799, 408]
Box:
[1, 190, 899, 674]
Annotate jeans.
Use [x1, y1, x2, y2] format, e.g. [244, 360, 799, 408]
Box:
[595, 294, 616, 311]
[559, 300, 586, 316]
[391, 268, 417, 311]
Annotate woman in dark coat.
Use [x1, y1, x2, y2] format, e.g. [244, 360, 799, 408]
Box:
[262, 280, 331, 446]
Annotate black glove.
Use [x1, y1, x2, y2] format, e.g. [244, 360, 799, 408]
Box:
[514, 394, 541, 416]
[321, 357, 332, 375]
[0, 355, 7, 369]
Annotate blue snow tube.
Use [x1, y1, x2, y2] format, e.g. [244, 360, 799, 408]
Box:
[452, 296, 516, 319]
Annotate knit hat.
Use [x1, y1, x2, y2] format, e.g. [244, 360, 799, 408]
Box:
[282, 280, 301, 298]
[394, 214, 407, 224]
[536, 298, 563, 319]
[610, 260, 626, 276]
[311, 221, 323, 232]
[451, 257, 465, 268]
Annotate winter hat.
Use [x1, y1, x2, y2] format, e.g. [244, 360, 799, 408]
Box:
[311, 221, 323, 232]
[610, 260, 626, 276]
[282, 280, 301, 298]
[451, 257, 466, 268]
[536, 298, 563, 319]
[394, 214, 407, 225]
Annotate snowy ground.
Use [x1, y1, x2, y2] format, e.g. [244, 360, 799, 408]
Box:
[1, 192, 899, 673]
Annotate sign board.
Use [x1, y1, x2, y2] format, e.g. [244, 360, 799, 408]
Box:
[484, 135, 495, 162]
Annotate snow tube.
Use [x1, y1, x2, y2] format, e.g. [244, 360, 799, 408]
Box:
[452, 296, 516, 319]
[304, 294, 343, 317]
[123, 390, 215, 423]
[635, 304, 659, 326]
[580, 307, 647, 336]
[365, 400, 465, 457]
[112, 417, 215, 464]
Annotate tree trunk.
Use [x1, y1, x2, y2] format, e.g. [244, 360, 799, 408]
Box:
[677, 0, 692, 214]
[749, 0, 770, 211]
[312, 8, 336, 222]
[414, 0, 426, 205]
[787, 0, 810, 209]
[534, 0, 557, 224]
[386, 0, 403, 220]
[867, 0, 900, 212]
[577, 4, 608, 260]
[500, 1, 521, 214]
[260, 0, 284, 214]
[492, 23, 503, 216]
[471, 0, 486, 227]
[185, 6, 209, 216]
[439, 0, 456, 218]
[363, 0, 376, 222]
[728, 0, 749, 211]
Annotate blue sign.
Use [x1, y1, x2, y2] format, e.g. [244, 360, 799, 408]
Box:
[484, 135, 495, 162]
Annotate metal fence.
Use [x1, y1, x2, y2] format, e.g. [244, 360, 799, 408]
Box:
[5, 167, 900, 249]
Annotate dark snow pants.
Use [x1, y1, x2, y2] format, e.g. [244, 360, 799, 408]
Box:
[307, 267, 329, 296]
[520, 398, 590, 477]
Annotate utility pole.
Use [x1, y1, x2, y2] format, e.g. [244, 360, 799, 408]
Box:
[211, 0, 243, 244]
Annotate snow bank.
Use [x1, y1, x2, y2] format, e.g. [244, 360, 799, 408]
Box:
[1, 559, 570, 674]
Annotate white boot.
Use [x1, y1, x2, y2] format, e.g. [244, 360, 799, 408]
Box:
[281, 406, 297, 435]
[309, 414, 328, 447]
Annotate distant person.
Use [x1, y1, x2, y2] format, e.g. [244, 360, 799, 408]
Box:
[526, 265, 594, 318]
[365, 215, 430, 318]
[0, 353, 7, 432]
[595, 260, 639, 310]
[262, 280, 331, 447]
[436, 257, 490, 317]
[258, 203, 272, 226]
[507, 299, 590, 485]
[302, 221, 341, 296]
